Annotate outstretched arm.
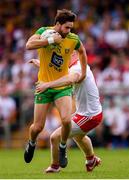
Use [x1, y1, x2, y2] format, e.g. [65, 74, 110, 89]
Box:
[28, 57, 83, 93]
[35, 72, 80, 93]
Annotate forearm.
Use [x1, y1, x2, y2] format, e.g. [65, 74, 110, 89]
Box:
[46, 73, 80, 88]
[78, 43, 87, 81]
[26, 39, 48, 50]
[79, 52, 87, 79]
[36, 72, 80, 93]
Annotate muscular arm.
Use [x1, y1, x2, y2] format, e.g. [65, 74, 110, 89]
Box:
[77, 42, 87, 82]
[29, 58, 82, 93]
[26, 33, 62, 50]
[36, 72, 80, 93]
[26, 34, 49, 50]
[29, 58, 80, 92]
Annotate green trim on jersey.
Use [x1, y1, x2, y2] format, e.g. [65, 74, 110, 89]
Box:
[67, 33, 81, 50]
[35, 27, 48, 35]
[34, 86, 73, 104]
[75, 40, 81, 50]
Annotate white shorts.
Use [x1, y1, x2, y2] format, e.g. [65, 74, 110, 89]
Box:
[69, 112, 103, 137]
[69, 120, 85, 138]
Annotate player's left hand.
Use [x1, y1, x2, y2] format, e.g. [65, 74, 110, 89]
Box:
[35, 82, 49, 93]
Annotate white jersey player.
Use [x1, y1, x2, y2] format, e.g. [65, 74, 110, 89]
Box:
[68, 61, 102, 136]
[30, 56, 103, 173]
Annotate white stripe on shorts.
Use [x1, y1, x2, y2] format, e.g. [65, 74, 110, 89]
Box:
[69, 120, 85, 138]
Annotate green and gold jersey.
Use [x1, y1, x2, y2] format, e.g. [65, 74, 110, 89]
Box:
[35, 26, 81, 89]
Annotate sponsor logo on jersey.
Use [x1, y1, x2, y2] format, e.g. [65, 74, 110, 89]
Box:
[49, 52, 63, 72]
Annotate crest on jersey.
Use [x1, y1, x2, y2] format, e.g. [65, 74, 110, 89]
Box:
[65, 48, 70, 54]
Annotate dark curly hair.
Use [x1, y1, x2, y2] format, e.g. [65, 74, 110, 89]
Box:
[54, 9, 77, 25]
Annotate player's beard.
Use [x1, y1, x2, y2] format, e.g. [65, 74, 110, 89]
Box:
[60, 32, 68, 38]
[58, 29, 69, 38]
[61, 33, 68, 38]
[57, 26, 69, 38]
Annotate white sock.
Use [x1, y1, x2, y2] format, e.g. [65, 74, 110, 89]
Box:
[60, 143, 66, 148]
[29, 140, 36, 146]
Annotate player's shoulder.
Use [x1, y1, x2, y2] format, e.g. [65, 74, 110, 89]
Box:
[67, 32, 80, 40]
[35, 26, 53, 35]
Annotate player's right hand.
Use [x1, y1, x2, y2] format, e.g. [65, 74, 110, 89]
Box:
[53, 33, 62, 44]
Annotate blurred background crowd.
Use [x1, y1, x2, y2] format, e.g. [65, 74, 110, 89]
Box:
[0, 0, 129, 149]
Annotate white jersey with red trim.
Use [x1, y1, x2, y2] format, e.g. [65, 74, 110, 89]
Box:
[70, 61, 102, 116]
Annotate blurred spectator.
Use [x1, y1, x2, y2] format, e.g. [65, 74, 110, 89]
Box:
[0, 82, 16, 148]
[122, 58, 129, 88]
[104, 99, 127, 148]
[96, 54, 121, 93]
[104, 20, 128, 49]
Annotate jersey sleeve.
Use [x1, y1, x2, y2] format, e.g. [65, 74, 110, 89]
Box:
[35, 27, 47, 35]
[74, 35, 81, 50]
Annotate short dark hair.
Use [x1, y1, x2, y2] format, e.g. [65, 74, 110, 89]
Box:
[55, 9, 77, 25]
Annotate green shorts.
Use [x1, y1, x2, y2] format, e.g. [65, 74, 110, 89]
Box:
[35, 86, 73, 104]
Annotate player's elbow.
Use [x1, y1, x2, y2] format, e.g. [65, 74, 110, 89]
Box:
[26, 42, 33, 50]
[78, 74, 86, 83]
[82, 74, 86, 79]
[68, 79, 74, 85]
